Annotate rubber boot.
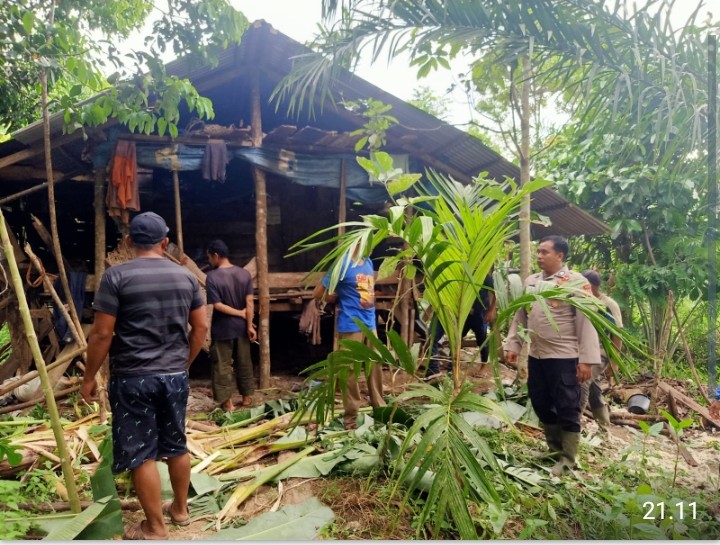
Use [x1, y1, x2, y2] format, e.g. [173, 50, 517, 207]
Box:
[592, 405, 611, 431]
[551, 431, 580, 477]
[538, 423, 563, 460]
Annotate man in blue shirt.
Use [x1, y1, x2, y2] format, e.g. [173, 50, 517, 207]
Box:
[313, 250, 386, 429]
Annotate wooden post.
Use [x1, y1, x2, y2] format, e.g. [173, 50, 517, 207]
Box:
[399, 207, 412, 346]
[0, 209, 81, 513]
[172, 170, 184, 257]
[333, 160, 347, 352]
[93, 167, 109, 419]
[93, 168, 106, 291]
[250, 72, 271, 389]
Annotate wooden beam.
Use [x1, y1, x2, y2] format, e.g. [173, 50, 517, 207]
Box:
[0, 130, 84, 171]
[251, 71, 271, 389]
[118, 132, 255, 147]
[0, 166, 64, 181]
[657, 381, 720, 429]
[0, 182, 55, 205]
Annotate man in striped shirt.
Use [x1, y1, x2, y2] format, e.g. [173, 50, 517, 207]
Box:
[81, 212, 207, 540]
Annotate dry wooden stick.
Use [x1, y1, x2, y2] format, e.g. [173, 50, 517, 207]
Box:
[0, 384, 81, 416]
[0, 345, 86, 397]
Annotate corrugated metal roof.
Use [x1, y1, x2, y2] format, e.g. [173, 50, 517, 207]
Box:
[0, 19, 608, 236]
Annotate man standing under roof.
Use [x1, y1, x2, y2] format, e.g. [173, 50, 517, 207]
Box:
[81, 212, 208, 540]
[313, 247, 386, 429]
[206, 239, 257, 411]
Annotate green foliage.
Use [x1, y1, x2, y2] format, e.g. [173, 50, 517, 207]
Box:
[344, 98, 398, 152]
[0, 0, 248, 133]
[407, 86, 450, 120]
[0, 480, 32, 540]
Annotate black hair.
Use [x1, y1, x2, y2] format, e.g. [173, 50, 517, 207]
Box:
[207, 239, 229, 258]
[582, 270, 602, 287]
[539, 235, 569, 259]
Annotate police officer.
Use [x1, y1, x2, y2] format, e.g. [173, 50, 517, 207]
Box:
[504, 235, 601, 476]
[580, 270, 623, 430]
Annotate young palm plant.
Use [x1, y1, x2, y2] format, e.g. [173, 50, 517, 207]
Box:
[289, 155, 645, 537]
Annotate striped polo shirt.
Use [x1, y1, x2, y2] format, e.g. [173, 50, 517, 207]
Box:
[93, 257, 204, 376]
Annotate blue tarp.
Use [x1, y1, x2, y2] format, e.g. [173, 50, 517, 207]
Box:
[92, 127, 389, 204]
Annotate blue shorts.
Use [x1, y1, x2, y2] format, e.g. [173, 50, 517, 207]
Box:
[109, 372, 189, 474]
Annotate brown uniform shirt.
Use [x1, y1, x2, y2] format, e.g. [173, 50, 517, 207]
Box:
[598, 292, 622, 360]
[504, 266, 601, 364]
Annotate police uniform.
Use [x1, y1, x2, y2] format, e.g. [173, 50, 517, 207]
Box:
[580, 292, 623, 419]
[505, 266, 601, 433]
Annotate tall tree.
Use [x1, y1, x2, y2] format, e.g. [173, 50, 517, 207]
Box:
[275, 0, 717, 374]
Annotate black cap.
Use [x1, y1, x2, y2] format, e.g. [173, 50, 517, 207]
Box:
[582, 270, 602, 287]
[130, 212, 169, 245]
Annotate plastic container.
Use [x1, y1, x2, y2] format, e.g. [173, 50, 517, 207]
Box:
[627, 393, 650, 414]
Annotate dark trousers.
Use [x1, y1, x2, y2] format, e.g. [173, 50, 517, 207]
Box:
[528, 356, 581, 433]
[426, 310, 489, 376]
[210, 337, 255, 402]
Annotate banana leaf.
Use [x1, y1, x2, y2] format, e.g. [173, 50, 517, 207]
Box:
[207, 497, 334, 540]
[42, 496, 113, 541]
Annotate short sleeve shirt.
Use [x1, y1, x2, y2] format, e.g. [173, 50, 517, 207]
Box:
[206, 265, 253, 341]
[322, 256, 376, 333]
[93, 257, 204, 376]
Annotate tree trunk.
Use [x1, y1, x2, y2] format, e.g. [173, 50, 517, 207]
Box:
[40, 68, 83, 347]
[250, 72, 271, 389]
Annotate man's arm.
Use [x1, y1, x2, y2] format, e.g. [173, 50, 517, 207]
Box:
[313, 283, 337, 304]
[245, 293, 257, 342]
[81, 312, 117, 403]
[503, 309, 527, 364]
[211, 301, 246, 319]
[575, 309, 602, 382]
[187, 306, 209, 369]
[484, 291, 497, 325]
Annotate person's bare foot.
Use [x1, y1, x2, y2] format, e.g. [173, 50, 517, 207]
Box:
[241, 396, 253, 407]
[221, 400, 234, 412]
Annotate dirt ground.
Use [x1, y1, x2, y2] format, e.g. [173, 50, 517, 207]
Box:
[117, 345, 720, 540]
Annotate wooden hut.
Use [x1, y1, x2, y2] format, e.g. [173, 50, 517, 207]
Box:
[0, 20, 609, 388]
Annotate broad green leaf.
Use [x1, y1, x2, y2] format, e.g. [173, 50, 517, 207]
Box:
[207, 497, 334, 540]
[43, 496, 113, 541]
[387, 173, 422, 196]
[373, 151, 394, 172]
[22, 11, 34, 34]
[190, 472, 223, 497]
[356, 155, 378, 177]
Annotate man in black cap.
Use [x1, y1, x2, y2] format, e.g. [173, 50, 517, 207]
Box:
[81, 211, 208, 540]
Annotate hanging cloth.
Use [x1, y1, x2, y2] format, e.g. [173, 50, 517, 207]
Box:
[201, 139, 228, 182]
[107, 141, 140, 221]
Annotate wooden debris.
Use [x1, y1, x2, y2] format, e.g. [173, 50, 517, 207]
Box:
[657, 381, 720, 429]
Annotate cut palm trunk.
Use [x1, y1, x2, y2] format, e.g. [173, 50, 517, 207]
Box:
[217, 446, 314, 522]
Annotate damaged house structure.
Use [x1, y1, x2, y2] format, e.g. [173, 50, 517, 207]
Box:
[0, 20, 608, 400]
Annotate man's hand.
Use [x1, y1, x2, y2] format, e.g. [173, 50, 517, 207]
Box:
[247, 325, 257, 343]
[577, 363, 593, 382]
[484, 308, 497, 325]
[710, 400, 720, 420]
[80, 378, 97, 404]
[504, 351, 518, 364]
